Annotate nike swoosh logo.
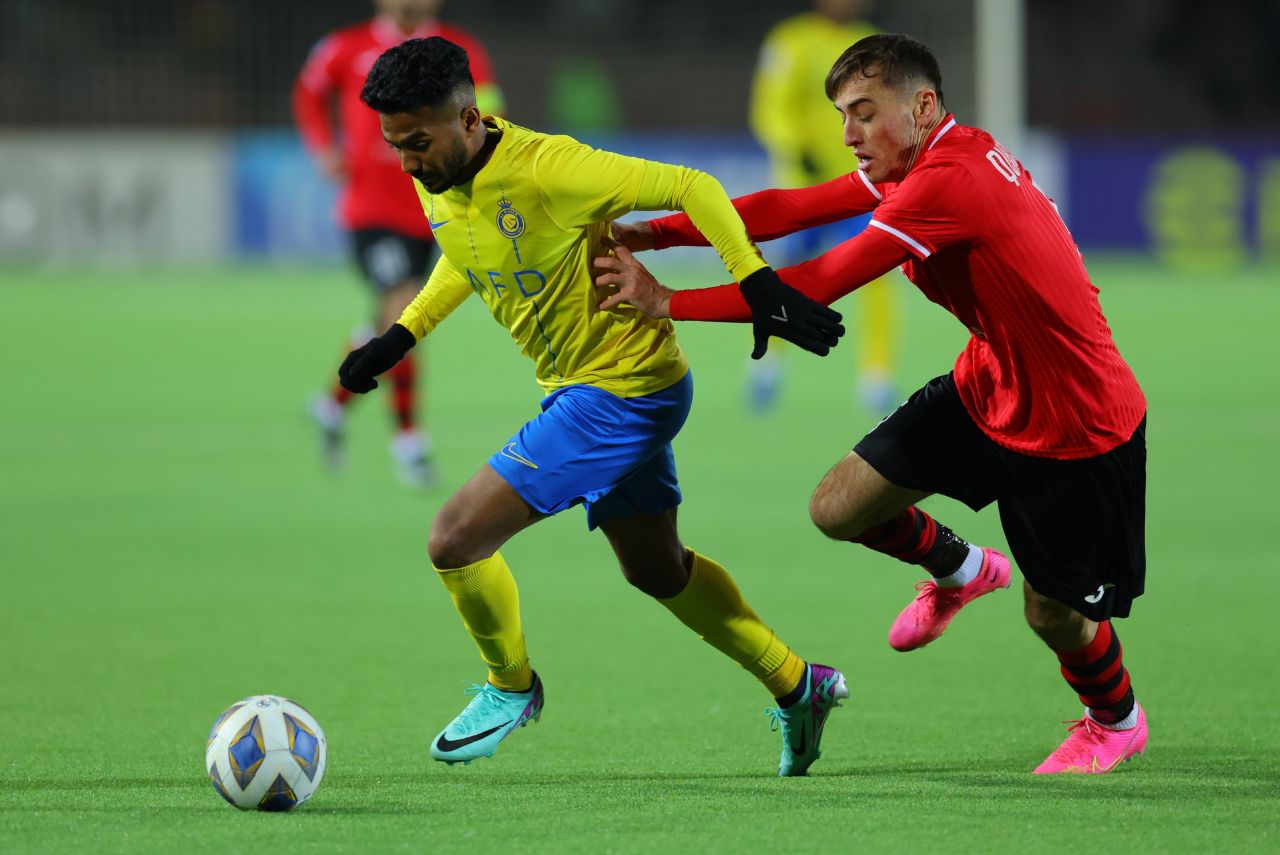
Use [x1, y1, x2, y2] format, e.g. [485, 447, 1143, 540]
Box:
[435, 721, 510, 753]
[771, 305, 789, 323]
[428, 217, 450, 230]
[500, 442, 538, 469]
[790, 730, 807, 756]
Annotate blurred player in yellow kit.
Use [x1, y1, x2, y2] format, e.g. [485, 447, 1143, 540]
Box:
[749, 0, 898, 413]
[337, 37, 849, 775]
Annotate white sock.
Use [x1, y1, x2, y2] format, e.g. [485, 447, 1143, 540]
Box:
[933, 544, 983, 588]
[310, 392, 344, 430]
[1087, 704, 1138, 731]
[391, 429, 432, 462]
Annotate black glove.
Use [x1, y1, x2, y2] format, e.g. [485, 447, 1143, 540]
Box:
[338, 323, 416, 393]
[738, 267, 844, 359]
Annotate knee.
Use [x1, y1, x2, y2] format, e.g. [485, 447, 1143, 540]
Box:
[809, 486, 865, 540]
[1023, 596, 1061, 637]
[1023, 586, 1088, 647]
[617, 549, 688, 599]
[427, 514, 481, 569]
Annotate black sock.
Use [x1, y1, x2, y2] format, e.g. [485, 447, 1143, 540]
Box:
[775, 666, 809, 709]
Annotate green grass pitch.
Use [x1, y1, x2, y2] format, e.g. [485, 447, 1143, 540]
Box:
[1, 257, 1277, 852]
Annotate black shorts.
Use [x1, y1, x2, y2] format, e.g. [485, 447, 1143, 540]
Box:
[351, 229, 439, 294]
[854, 373, 1147, 621]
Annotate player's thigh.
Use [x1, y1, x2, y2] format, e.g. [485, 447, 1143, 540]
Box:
[809, 451, 930, 539]
[598, 507, 687, 598]
[428, 463, 544, 569]
[379, 279, 423, 329]
[828, 373, 1003, 536]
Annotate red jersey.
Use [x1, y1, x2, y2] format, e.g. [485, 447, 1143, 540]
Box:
[292, 17, 501, 238]
[659, 115, 1145, 460]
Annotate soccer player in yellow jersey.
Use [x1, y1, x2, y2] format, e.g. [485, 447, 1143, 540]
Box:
[749, 0, 898, 413]
[336, 37, 847, 775]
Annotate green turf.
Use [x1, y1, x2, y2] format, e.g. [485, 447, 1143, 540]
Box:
[1, 258, 1277, 853]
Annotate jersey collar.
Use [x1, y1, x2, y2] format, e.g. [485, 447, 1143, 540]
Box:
[924, 113, 958, 152]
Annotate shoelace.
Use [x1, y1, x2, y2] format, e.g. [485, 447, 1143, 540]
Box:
[1046, 716, 1108, 760]
[914, 579, 967, 603]
[764, 706, 790, 733]
[452, 683, 507, 731]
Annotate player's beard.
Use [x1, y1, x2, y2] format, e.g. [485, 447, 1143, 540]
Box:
[415, 138, 470, 194]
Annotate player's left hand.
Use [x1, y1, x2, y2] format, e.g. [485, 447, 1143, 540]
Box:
[593, 244, 674, 318]
[739, 267, 844, 359]
[337, 323, 416, 393]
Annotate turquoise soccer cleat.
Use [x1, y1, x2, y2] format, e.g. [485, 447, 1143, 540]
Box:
[766, 663, 848, 777]
[430, 673, 544, 765]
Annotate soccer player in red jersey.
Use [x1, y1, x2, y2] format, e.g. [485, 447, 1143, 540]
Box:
[596, 34, 1149, 774]
[293, 1, 503, 487]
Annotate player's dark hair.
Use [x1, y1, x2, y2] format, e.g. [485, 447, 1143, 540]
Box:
[360, 36, 475, 114]
[824, 34, 945, 105]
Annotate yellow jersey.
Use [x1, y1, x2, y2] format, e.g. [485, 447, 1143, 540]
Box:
[398, 117, 767, 397]
[749, 13, 877, 186]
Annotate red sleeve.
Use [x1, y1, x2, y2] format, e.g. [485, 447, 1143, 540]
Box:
[649, 171, 887, 249]
[292, 35, 341, 153]
[669, 228, 909, 322]
[866, 160, 975, 259]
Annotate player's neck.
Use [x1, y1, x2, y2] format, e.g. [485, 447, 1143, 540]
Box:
[902, 113, 946, 176]
[452, 126, 503, 188]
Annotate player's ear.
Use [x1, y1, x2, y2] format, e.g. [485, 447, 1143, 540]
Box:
[915, 87, 936, 121]
[460, 103, 482, 132]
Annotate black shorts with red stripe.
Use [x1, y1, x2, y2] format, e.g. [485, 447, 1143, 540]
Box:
[854, 373, 1146, 621]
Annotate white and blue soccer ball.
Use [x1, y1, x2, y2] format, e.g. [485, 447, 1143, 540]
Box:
[205, 694, 327, 811]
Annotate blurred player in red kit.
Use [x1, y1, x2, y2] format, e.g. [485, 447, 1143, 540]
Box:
[600, 34, 1149, 774]
[294, 0, 503, 487]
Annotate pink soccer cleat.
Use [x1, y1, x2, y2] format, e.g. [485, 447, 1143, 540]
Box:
[887, 547, 1011, 651]
[1034, 704, 1147, 774]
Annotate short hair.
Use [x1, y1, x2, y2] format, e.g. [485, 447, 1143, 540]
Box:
[824, 34, 945, 105]
[360, 36, 474, 114]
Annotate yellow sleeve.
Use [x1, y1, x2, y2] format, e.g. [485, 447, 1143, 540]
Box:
[396, 254, 472, 340]
[749, 22, 807, 162]
[534, 142, 767, 282]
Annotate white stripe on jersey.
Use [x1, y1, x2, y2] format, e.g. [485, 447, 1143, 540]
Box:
[928, 117, 957, 150]
[869, 219, 932, 258]
[857, 169, 883, 201]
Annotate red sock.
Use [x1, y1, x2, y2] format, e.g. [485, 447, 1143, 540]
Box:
[850, 506, 969, 576]
[385, 351, 418, 431]
[1053, 620, 1135, 724]
[330, 382, 353, 406]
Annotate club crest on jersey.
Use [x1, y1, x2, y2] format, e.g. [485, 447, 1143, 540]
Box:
[496, 196, 526, 239]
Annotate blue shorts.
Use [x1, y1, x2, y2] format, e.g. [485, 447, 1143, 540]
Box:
[488, 371, 693, 530]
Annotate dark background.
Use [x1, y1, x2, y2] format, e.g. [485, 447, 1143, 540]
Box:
[4, 0, 1278, 131]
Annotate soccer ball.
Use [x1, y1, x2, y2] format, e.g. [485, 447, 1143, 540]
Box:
[205, 695, 327, 811]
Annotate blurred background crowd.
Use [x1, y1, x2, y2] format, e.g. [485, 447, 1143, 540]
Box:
[2, 0, 1278, 277]
[4, 0, 1280, 131]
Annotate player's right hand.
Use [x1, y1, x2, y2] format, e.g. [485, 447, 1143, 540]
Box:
[739, 267, 844, 359]
[338, 323, 416, 393]
[593, 244, 674, 318]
